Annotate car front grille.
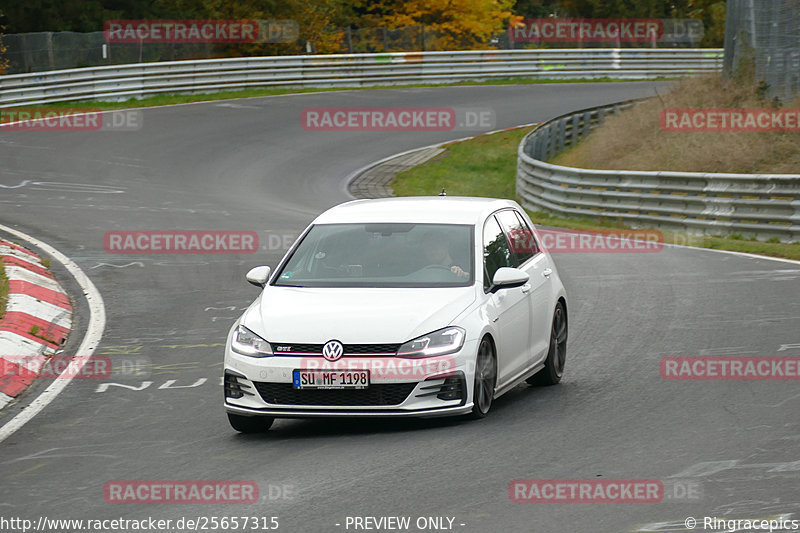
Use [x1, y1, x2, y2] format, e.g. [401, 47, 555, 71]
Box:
[271, 343, 401, 356]
[254, 382, 416, 406]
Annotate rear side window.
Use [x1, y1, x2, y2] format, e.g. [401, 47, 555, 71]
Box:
[482, 215, 515, 291]
[495, 209, 539, 264]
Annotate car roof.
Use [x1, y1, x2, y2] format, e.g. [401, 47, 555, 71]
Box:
[313, 197, 522, 225]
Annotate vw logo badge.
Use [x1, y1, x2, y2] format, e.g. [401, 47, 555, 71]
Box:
[322, 340, 344, 361]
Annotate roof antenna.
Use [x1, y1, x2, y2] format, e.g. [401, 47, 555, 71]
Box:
[439, 188, 447, 197]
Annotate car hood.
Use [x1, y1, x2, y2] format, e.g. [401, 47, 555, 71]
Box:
[242, 286, 476, 344]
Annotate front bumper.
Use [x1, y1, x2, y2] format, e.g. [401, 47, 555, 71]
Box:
[223, 339, 477, 419]
[224, 402, 473, 418]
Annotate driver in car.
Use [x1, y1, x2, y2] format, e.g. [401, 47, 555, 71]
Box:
[420, 231, 470, 279]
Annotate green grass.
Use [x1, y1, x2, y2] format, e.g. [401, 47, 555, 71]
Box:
[391, 127, 800, 261]
[0, 76, 661, 117]
[392, 127, 530, 199]
[29, 323, 59, 344]
[0, 258, 8, 320]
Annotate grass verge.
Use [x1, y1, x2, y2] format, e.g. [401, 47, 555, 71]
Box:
[0, 258, 8, 320]
[391, 127, 800, 261]
[392, 127, 529, 199]
[552, 68, 800, 174]
[0, 76, 657, 119]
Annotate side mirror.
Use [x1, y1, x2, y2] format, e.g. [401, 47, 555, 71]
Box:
[245, 266, 271, 288]
[491, 267, 529, 292]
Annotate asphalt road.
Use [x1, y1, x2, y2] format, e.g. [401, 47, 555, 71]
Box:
[1, 82, 799, 533]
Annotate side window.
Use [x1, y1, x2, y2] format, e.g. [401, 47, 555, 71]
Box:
[482, 215, 515, 291]
[514, 211, 540, 257]
[496, 209, 539, 264]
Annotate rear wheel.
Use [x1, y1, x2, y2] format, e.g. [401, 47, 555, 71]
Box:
[470, 337, 497, 419]
[227, 413, 274, 433]
[528, 301, 567, 386]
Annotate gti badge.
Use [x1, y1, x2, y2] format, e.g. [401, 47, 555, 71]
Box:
[322, 340, 344, 361]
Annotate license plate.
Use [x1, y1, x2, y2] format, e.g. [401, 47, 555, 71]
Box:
[293, 369, 370, 389]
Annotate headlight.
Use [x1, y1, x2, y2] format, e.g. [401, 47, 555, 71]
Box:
[231, 325, 273, 357]
[396, 327, 465, 358]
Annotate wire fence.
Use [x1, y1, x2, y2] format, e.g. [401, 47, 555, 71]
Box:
[339, 25, 440, 54]
[2, 19, 710, 75]
[724, 0, 800, 102]
[1, 32, 217, 74]
[1, 26, 452, 73]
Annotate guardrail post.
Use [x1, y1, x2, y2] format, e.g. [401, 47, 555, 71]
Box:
[570, 114, 579, 146]
[581, 111, 591, 141]
[46, 32, 55, 71]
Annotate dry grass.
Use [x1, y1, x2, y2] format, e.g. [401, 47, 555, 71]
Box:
[554, 68, 800, 174]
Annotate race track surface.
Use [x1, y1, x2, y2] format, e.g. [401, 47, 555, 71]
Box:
[1, 82, 799, 533]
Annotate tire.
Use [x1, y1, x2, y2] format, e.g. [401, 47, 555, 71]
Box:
[227, 413, 274, 433]
[528, 301, 567, 386]
[470, 337, 497, 419]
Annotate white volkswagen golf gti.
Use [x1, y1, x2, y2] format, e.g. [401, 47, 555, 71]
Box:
[224, 197, 567, 432]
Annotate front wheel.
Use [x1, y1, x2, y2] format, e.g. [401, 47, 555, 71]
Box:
[528, 301, 567, 386]
[227, 413, 274, 433]
[470, 337, 497, 419]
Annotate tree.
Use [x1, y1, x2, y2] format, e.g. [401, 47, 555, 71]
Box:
[556, 0, 692, 18]
[688, 0, 725, 47]
[513, 0, 563, 18]
[0, 0, 119, 33]
[151, 0, 361, 53]
[0, 11, 9, 74]
[377, 0, 515, 50]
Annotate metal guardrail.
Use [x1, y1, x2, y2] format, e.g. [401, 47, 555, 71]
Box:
[516, 101, 800, 242]
[0, 48, 723, 107]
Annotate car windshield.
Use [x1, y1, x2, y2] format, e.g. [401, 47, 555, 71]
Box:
[273, 223, 474, 288]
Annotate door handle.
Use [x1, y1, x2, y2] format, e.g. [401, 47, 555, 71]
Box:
[542, 268, 552, 278]
[521, 283, 531, 294]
